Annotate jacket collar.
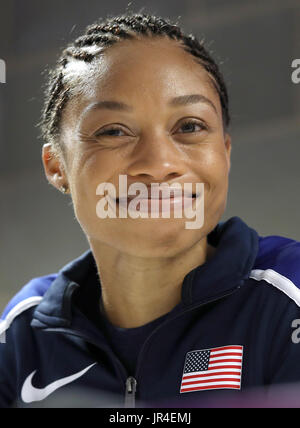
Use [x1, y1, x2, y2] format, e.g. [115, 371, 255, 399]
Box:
[181, 216, 259, 305]
[31, 216, 259, 329]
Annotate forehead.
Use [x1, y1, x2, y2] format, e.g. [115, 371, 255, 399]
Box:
[62, 36, 221, 124]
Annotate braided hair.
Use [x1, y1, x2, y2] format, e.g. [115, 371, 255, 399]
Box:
[40, 13, 230, 155]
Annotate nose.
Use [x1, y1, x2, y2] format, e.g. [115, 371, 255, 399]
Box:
[126, 132, 188, 182]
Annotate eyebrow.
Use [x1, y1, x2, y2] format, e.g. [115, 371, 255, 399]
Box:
[85, 94, 218, 114]
[168, 94, 217, 114]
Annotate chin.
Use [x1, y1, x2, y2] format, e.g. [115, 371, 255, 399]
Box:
[123, 226, 206, 258]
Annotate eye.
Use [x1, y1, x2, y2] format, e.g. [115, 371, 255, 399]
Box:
[94, 125, 127, 138]
[177, 119, 208, 134]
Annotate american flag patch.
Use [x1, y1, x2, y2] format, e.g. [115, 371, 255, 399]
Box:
[180, 345, 243, 393]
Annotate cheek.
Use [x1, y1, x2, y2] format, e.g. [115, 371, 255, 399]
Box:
[68, 150, 117, 231]
[205, 151, 230, 214]
[192, 144, 230, 189]
[70, 149, 118, 193]
[190, 145, 230, 222]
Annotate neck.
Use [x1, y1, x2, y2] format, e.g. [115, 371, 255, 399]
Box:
[88, 237, 216, 328]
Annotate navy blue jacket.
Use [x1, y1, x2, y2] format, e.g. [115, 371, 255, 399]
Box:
[2, 216, 300, 408]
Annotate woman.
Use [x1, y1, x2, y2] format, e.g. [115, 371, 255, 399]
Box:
[1, 12, 300, 408]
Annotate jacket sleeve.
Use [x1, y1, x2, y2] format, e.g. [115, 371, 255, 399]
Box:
[0, 275, 57, 408]
[266, 297, 300, 386]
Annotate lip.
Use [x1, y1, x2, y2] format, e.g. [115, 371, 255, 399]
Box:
[117, 193, 198, 203]
[116, 194, 198, 213]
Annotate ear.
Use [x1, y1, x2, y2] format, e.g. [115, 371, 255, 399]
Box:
[224, 133, 232, 173]
[41, 143, 69, 192]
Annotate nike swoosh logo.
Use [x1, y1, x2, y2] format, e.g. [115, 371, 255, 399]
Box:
[21, 363, 97, 403]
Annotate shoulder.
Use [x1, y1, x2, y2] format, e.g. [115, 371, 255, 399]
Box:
[0, 273, 57, 342]
[250, 234, 300, 307]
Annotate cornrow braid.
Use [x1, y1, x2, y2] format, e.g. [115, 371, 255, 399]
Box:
[40, 13, 230, 154]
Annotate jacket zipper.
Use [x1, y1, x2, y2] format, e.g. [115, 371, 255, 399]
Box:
[41, 284, 242, 408]
[124, 376, 137, 408]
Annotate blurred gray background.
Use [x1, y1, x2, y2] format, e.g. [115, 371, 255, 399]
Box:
[0, 0, 299, 313]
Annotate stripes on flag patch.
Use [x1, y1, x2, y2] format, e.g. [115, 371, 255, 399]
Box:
[180, 345, 243, 393]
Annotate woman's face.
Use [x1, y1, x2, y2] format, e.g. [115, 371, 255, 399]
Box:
[43, 36, 231, 258]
